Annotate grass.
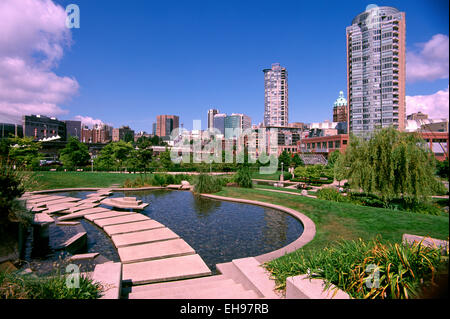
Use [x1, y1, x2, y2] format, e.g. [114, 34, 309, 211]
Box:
[215, 187, 449, 250]
[251, 171, 282, 181]
[25, 171, 147, 191]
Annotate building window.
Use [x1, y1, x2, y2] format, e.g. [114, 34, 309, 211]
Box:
[328, 141, 333, 148]
[335, 141, 341, 149]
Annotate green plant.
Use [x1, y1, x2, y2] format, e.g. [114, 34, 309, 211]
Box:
[344, 128, 445, 205]
[316, 188, 348, 202]
[0, 271, 102, 299]
[193, 173, 222, 193]
[265, 238, 448, 299]
[234, 166, 253, 188]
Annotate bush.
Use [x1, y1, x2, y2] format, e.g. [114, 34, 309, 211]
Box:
[265, 238, 448, 299]
[282, 171, 292, 181]
[234, 166, 253, 188]
[193, 173, 222, 194]
[0, 161, 33, 230]
[316, 188, 348, 202]
[347, 192, 385, 208]
[0, 271, 102, 299]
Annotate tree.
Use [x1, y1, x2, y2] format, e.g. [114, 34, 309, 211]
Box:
[435, 159, 449, 179]
[60, 137, 91, 169]
[95, 143, 116, 171]
[278, 150, 291, 169]
[112, 141, 134, 171]
[333, 152, 347, 186]
[134, 139, 153, 173]
[294, 165, 323, 184]
[123, 131, 134, 144]
[8, 137, 42, 168]
[344, 127, 445, 204]
[291, 153, 304, 168]
[94, 141, 133, 171]
[159, 148, 173, 170]
[327, 150, 341, 168]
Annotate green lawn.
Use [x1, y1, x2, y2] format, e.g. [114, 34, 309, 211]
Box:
[251, 171, 282, 181]
[215, 187, 449, 250]
[215, 187, 449, 295]
[25, 171, 134, 191]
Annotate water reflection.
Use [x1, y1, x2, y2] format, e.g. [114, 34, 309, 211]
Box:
[263, 209, 288, 245]
[192, 195, 222, 218]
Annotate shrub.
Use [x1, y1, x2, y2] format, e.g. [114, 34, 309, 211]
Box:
[282, 171, 292, 181]
[265, 238, 448, 299]
[316, 188, 348, 202]
[234, 166, 253, 188]
[0, 271, 102, 299]
[193, 173, 222, 194]
[347, 192, 385, 208]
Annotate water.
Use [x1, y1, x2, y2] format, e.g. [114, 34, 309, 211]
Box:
[112, 190, 304, 272]
[26, 190, 304, 274]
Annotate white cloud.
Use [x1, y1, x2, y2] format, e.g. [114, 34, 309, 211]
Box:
[407, 34, 449, 83]
[73, 115, 105, 128]
[0, 0, 79, 124]
[406, 86, 449, 119]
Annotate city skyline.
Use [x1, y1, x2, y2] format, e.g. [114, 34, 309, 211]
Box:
[0, 0, 448, 132]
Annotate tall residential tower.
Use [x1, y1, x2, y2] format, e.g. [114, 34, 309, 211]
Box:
[207, 109, 219, 130]
[346, 6, 406, 136]
[263, 63, 288, 127]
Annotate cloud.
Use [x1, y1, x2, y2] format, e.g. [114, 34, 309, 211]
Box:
[73, 115, 105, 128]
[407, 34, 449, 83]
[406, 86, 449, 119]
[0, 0, 79, 124]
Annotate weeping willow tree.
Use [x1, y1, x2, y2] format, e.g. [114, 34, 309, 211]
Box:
[344, 127, 444, 205]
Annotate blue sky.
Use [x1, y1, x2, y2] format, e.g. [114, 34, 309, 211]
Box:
[43, 0, 449, 131]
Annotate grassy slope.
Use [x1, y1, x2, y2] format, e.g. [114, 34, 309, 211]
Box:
[26, 171, 134, 191]
[215, 187, 449, 250]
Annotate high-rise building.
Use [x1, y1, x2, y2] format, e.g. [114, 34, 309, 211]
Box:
[263, 63, 288, 127]
[207, 109, 219, 130]
[224, 113, 251, 139]
[156, 115, 179, 138]
[213, 113, 227, 135]
[346, 6, 406, 136]
[333, 91, 348, 123]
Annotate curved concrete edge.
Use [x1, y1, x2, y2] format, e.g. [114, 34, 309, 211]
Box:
[198, 194, 316, 263]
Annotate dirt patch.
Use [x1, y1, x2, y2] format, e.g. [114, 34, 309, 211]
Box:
[320, 215, 360, 242]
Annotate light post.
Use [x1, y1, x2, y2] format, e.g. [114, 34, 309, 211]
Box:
[280, 161, 284, 182]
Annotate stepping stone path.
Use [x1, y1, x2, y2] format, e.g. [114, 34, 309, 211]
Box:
[24, 189, 212, 296]
[23, 189, 269, 299]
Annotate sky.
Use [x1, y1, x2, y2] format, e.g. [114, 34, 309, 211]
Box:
[0, 0, 448, 131]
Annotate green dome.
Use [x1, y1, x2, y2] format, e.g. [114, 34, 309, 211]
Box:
[334, 91, 347, 107]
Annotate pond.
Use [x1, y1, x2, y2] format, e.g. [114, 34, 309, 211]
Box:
[26, 190, 304, 274]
